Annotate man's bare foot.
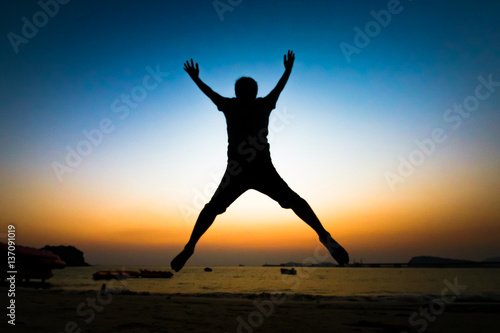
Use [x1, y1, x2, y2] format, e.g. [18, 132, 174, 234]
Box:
[320, 234, 349, 267]
[171, 247, 194, 272]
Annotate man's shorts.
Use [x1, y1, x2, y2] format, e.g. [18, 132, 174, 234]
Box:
[205, 159, 303, 214]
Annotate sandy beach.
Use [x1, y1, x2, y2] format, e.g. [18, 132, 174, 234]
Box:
[6, 288, 499, 333]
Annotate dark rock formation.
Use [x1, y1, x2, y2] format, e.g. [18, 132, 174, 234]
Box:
[41, 245, 90, 266]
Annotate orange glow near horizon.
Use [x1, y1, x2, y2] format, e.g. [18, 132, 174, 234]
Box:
[2, 87, 499, 266]
[5, 162, 499, 266]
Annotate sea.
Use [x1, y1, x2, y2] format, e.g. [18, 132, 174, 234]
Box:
[43, 266, 500, 301]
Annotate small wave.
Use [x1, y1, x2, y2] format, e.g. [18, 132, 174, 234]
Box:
[11, 288, 500, 302]
[130, 292, 500, 303]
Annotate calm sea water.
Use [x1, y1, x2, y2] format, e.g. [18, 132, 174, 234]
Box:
[44, 266, 500, 300]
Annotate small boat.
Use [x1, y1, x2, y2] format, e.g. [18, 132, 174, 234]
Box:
[139, 269, 173, 278]
[92, 270, 140, 280]
[204, 267, 213, 272]
[280, 268, 297, 275]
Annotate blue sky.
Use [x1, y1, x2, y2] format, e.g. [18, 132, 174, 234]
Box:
[1, 0, 499, 265]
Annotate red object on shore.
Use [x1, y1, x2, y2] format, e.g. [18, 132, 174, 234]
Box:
[92, 270, 141, 280]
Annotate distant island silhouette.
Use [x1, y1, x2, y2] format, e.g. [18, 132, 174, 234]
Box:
[408, 256, 477, 266]
[41, 245, 90, 266]
[263, 256, 500, 268]
[10, 244, 498, 269]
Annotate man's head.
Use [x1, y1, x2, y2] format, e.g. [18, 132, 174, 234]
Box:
[235, 77, 258, 101]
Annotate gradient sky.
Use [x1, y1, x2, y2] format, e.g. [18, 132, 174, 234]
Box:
[1, 0, 499, 266]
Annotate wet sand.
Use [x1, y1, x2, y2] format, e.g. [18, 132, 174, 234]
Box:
[9, 289, 500, 332]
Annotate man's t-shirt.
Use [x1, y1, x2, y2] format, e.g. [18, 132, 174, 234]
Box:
[216, 95, 277, 165]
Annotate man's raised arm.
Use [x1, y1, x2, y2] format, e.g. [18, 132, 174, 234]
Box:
[266, 50, 295, 102]
[184, 59, 224, 106]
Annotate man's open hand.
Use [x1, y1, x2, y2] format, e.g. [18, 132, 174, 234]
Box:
[184, 59, 199, 79]
[284, 50, 295, 71]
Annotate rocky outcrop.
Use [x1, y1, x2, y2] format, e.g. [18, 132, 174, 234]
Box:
[41, 245, 90, 266]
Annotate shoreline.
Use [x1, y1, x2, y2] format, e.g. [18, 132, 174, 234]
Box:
[6, 283, 500, 303]
[7, 288, 500, 332]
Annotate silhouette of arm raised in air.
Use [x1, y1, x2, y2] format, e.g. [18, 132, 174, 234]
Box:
[184, 59, 224, 106]
[266, 50, 295, 103]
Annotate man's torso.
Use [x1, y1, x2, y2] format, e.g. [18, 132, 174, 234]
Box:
[217, 97, 276, 165]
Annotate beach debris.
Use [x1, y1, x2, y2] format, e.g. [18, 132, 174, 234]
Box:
[280, 268, 297, 275]
[139, 269, 173, 278]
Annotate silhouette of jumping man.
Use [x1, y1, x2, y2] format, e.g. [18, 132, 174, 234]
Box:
[171, 51, 349, 272]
